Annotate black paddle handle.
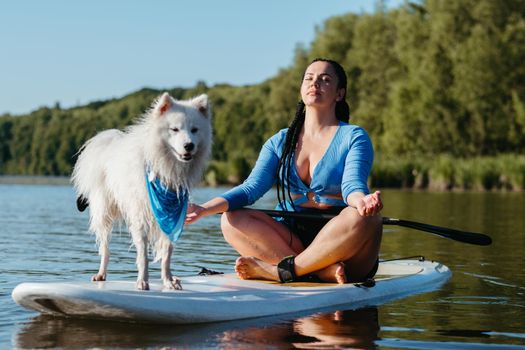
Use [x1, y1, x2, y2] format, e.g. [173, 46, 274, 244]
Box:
[383, 217, 492, 246]
[252, 209, 492, 246]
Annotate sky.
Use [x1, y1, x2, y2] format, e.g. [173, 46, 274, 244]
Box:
[0, 1, 404, 116]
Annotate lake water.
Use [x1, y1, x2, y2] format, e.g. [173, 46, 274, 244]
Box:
[1, 184, 524, 349]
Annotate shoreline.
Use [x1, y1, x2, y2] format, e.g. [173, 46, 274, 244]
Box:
[0, 175, 71, 186]
[0, 175, 523, 193]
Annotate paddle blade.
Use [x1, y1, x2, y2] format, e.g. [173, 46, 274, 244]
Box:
[383, 217, 492, 246]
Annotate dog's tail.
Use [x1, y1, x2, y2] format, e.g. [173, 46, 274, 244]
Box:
[76, 195, 89, 212]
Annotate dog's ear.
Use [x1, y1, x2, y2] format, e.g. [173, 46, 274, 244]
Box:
[155, 92, 172, 115]
[191, 94, 211, 118]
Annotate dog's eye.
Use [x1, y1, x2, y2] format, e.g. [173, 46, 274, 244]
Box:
[191, 127, 199, 134]
[171, 127, 179, 133]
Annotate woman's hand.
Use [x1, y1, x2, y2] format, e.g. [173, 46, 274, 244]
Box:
[185, 203, 208, 224]
[355, 191, 383, 217]
[185, 197, 229, 225]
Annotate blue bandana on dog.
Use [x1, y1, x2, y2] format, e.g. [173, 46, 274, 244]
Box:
[146, 170, 188, 242]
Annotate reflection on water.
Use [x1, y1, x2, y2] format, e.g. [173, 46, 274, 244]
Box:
[2, 185, 525, 349]
[217, 308, 380, 349]
[14, 308, 380, 349]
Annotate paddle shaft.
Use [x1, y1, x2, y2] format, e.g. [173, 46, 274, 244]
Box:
[253, 209, 492, 246]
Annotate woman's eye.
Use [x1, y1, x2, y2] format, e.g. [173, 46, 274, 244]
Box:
[171, 127, 179, 132]
[191, 127, 199, 133]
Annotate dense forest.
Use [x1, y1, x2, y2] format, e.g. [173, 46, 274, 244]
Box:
[1, 0, 525, 190]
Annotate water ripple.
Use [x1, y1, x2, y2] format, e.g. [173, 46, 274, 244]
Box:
[2, 185, 525, 349]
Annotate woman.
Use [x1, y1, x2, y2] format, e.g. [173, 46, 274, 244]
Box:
[185, 58, 383, 284]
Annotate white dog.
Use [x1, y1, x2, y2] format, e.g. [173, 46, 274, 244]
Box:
[72, 92, 212, 290]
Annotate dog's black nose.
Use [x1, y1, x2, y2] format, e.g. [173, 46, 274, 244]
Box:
[184, 142, 194, 152]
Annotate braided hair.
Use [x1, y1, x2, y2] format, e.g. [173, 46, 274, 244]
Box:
[276, 59, 350, 212]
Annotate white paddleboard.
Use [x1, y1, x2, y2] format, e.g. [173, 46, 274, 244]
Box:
[12, 259, 451, 324]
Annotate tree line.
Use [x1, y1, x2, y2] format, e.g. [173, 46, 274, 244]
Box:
[1, 0, 524, 190]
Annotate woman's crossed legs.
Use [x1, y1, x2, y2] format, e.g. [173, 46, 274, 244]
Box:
[221, 206, 382, 284]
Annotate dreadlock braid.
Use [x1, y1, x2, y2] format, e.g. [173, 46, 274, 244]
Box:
[276, 58, 350, 212]
[276, 101, 305, 211]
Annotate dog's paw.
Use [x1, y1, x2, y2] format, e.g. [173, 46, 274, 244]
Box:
[136, 279, 150, 291]
[91, 273, 106, 282]
[163, 277, 182, 290]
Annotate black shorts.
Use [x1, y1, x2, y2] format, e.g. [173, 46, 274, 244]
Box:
[278, 206, 379, 282]
[279, 206, 344, 248]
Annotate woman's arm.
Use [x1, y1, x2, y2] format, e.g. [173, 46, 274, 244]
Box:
[341, 127, 374, 199]
[186, 131, 284, 224]
[219, 132, 282, 210]
[342, 127, 382, 216]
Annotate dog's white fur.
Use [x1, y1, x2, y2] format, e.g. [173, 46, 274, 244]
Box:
[72, 92, 212, 290]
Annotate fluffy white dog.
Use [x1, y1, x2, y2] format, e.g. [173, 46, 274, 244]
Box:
[72, 92, 212, 290]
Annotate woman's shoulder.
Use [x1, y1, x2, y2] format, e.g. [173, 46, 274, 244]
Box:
[263, 128, 288, 150]
[268, 128, 288, 142]
[339, 122, 370, 139]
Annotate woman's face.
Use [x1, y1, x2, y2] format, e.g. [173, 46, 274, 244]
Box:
[300, 61, 345, 109]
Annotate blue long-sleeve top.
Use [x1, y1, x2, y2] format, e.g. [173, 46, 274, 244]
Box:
[221, 121, 373, 211]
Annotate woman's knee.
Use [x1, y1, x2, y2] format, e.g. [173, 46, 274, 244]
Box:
[220, 211, 247, 242]
[339, 207, 366, 228]
[338, 207, 382, 237]
[220, 210, 244, 229]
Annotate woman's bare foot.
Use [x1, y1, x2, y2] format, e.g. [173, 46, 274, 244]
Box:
[235, 256, 279, 281]
[313, 262, 347, 284]
[236, 257, 348, 284]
